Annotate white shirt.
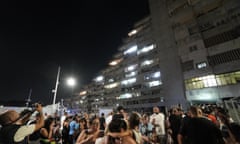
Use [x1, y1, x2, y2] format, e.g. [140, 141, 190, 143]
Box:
[150, 113, 165, 135]
[105, 115, 112, 125]
[14, 124, 35, 142]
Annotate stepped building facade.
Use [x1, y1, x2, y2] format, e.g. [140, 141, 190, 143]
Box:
[65, 0, 240, 113]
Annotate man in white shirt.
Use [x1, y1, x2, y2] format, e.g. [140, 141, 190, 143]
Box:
[150, 106, 166, 144]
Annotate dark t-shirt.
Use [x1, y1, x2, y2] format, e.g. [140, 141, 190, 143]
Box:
[187, 117, 224, 144]
[28, 120, 41, 141]
[0, 124, 28, 144]
[169, 115, 182, 136]
[99, 117, 105, 130]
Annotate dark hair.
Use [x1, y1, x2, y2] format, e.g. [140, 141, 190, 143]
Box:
[89, 116, 97, 126]
[112, 114, 124, 120]
[108, 118, 127, 133]
[80, 117, 88, 129]
[108, 118, 127, 144]
[189, 106, 199, 117]
[217, 107, 228, 116]
[0, 111, 10, 125]
[44, 117, 55, 132]
[229, 123, 240, 142]
[129, 112, 140, 129]
[117, 106, 124, 112]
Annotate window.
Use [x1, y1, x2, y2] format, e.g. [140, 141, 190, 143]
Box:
[137, 44, 155, 55]
[204, 28, 240, 48]
[182, 60, 194, 72]
[118, 93, 132, 99]
[146, 80, 162, 88]
[185, 71, 240, 90]
[125, 71, 137, 78]
[207, 48, 240, 66]
[123, 45, 138, 55]
[104, 82, 119, 89]
[141, 59, 154, 67]
[95, 76, 104, 82]
[144, 71, 161, 80]
[121, 78, 137, 86]
[124, 64, 138, 72]
[196, 61, 207, 69]
[189, 45, 198, 52]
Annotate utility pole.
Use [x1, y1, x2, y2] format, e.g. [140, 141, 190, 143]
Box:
[53, 66, 61, 105]
[26, 89, 32, 107]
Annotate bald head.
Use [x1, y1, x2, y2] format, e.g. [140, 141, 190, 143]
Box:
[0, 110, 19, 125]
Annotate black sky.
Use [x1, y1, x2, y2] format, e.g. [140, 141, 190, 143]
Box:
[0, 0, 149, 105]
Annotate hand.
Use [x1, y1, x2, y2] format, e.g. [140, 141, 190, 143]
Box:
[152, 118, 156, 125]
[35, 103, 43, 112]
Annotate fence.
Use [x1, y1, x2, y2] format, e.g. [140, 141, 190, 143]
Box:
[224, 97, 240, 124]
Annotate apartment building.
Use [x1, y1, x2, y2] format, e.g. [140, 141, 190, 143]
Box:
[66, 0, 240, 113]
[149, 0, 240, 104]
[67, 17, 172, 113]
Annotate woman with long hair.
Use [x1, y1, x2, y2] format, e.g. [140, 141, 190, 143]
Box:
[39, 117, 56, 144]
[76, 116, 101, 144]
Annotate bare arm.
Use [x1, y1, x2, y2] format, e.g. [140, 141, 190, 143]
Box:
[40, 128, 49, 138]
[34, 104, 44, 131]
[107, 130, 131, 138]
[177, 134, 183, 144]
[76, 130, 87, 143]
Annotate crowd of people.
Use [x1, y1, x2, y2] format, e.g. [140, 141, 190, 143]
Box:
[0, 103, 239, 144]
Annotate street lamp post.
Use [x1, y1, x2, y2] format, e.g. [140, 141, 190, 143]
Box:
[67, 77, 76, 109]
[52, 66, 77, 113]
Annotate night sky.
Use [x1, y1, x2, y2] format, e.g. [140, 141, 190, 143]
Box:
[0, 0, 149, 105]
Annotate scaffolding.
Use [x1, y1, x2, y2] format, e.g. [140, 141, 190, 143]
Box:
[223, 97, 240, 124]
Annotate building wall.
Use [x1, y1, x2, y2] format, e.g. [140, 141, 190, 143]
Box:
[149, 0, 240, 104]
[67, 0, 240, 113]
[149, 0, 188, 108]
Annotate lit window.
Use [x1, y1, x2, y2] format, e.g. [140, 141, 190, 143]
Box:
[109, 58, 123, 66]
[147, 80, 162, 87]
[203, 75, 217, 87]
[119, 93, 133, 99]
[196, 62, 207, 69]
[144, 71, 161, 80]
[125, 71, 137, 78]
[144, 76, 150, 80]
[123, 45, 138, 55]
[95, 76, 104, 82]
[80, 91, 87, 96]
[124, 64, 138, 72]
[121, 78, 136, 86]
[95, 99, 99, 102]
[128, 30, 138, 37]
[141, 60, 154, 66]
[104, 82, 119, 89]
[137, 44, 155, 55]
[108, 79, 114, 82]
[153, 71, 161, 78]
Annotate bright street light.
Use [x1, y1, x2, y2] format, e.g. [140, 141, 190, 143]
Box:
[67, 77, 76, 87]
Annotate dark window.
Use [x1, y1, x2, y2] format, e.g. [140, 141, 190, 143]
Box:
[182, 60, 194, 72]
[207, 48, 240, 66]
[204, 27, 240, 48]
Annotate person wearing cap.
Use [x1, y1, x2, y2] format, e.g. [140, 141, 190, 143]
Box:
[0, 103, 44, 144]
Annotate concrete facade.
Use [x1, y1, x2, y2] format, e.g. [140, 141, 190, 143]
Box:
[149, 0, 240, 104]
